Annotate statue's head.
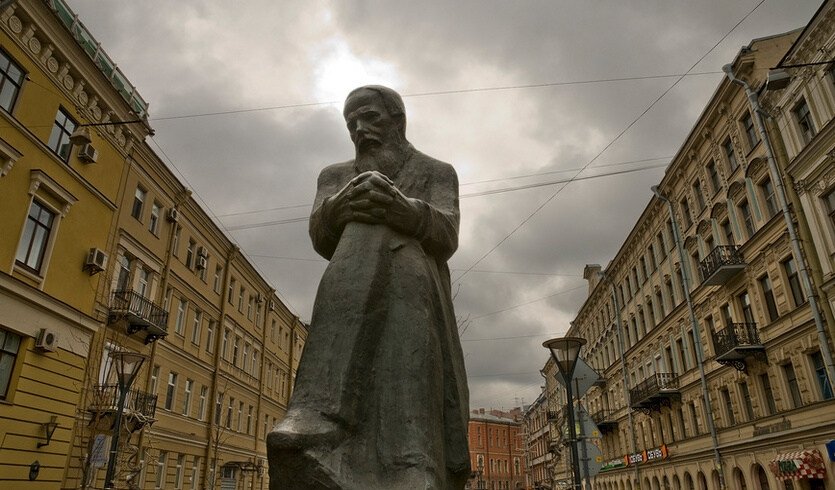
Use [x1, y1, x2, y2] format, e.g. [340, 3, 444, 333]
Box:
[343, 85, 407, 155]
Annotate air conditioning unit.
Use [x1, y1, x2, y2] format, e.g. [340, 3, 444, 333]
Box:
[196, 256, 208, 270]
[167, 208, 180, 223]
[77, 143, 98, 163]
[84, 247, 108, 274]
[36, 328, 58, 352]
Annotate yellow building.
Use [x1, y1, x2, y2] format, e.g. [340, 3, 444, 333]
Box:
[546, 21, 835, 490]
[0, 1, 306, 489]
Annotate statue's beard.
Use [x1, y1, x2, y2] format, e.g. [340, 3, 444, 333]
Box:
[355, 133, 410, 179]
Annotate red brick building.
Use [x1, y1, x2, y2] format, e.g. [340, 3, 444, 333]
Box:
[467, 408, 528, 490]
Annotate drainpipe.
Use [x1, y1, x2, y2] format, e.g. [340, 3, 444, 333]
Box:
[651, 186, 725, 490]
[722, 63, 835, 396]
[599, 272, 640, 490]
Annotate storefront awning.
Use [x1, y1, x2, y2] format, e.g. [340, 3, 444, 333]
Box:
[768, 449, 827, 480]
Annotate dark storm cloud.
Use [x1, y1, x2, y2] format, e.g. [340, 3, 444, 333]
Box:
[69, 0, 823, 409]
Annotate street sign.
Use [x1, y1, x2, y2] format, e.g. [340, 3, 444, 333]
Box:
[90, 434, 109, 469]
[579, 440, 604, 479]
[554, 357, 602, 397]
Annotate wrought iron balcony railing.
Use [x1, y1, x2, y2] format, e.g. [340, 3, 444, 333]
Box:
[629, 372, 679, 409]
[699, 245, 746, 286]
[590, 409, 618, 431]
[109, 290, 168, 342]
[89, 384, 158, 421]
[713, 322, 766, 372]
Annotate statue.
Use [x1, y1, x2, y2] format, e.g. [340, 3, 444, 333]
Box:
[267, 86, 470, 489]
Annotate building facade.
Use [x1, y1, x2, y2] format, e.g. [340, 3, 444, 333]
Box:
[467, 408, 528, 490]
[0, 1, 306, 489]
[546, 15, 835, 490]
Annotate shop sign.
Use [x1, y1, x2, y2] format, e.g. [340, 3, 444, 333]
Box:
[627, 445, 668, 466]
[753, 420, 791, 437]
[600, 458, 627, 472]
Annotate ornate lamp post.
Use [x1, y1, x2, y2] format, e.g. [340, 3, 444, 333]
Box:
[543, 337, 586, 490]
[103, 351, 148, 489]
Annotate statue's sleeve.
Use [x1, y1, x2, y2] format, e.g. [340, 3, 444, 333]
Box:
[418, 162, 460, 263]
[309, 166, 344, 260]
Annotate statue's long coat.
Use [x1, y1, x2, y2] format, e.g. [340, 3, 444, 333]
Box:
[286, 147, 470, 488]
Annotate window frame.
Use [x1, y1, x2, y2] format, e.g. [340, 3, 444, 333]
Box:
[792, 97, 816, 143]
[0, 47, 26, 114]
[47, 107, 78, 162]
[0, 328, 23, 401]
[723, 137, 738, 173]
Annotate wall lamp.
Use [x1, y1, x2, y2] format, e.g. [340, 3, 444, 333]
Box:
[37, 416, 59, 448]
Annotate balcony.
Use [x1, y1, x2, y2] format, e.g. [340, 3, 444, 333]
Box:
[590, 409, 618, 432]
[714, 322, 766, 372]
[88, 384, 157, 432]
[699, 245, 746, 286]
[546, 410, 559, 421]
[108, 290, 168, 344]
[630, 373, 680, 413]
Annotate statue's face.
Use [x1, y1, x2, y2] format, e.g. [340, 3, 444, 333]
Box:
[344, 89, 398, 154]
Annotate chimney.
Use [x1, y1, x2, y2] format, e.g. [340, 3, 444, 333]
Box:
[583, 264, 602, 296]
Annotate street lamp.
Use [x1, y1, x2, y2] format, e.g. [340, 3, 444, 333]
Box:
[543, 336, 586, 490]
[104, 351, 148, 489]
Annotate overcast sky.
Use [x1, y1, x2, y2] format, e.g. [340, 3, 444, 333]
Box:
[70, 0, 822, 411]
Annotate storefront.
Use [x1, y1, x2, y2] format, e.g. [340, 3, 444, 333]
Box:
[768, 449, 828, 489]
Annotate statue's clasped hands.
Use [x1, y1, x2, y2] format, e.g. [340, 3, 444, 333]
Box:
[327, 171, 423, 236]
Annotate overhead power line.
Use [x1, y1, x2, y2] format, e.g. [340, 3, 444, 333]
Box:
[149, 72, 722, 122]
[449, 0, 767, 287]
[222, 161, 668, 232]
[215, 155, 672, 219]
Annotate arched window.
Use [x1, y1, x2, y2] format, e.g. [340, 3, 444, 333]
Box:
[733, 467, 747, 490]
[755, 464, 770, 490]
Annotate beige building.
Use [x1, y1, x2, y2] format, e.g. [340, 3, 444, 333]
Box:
[0, 1, 306, 489]
[546, 15, 835, 490]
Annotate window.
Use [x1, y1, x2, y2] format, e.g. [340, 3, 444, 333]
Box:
[721, 219, 734, 246]
[720, 303, 733, 328]
[215, 393, 223, 425]
[0, 329, 22, 400]
[810, 351, 833, 400]
[172, 225, 181, 256]
[693, 180, 705, 211]
[783, 363, 802, 408]
[190, 456, 201, 490]
[689, 401, 700, 435]
[238, 286, 245, 311]
[247, 295, 254, 320]
[759, 275, 778, 323]
[226, 397, 234, 429]
[228, 279, 235, 305]
[760, 373, 777, 415]
[738, 199, 755, 238]
[648, 244, 657, 271]
[198, 385, 208, 420]
[232, 336, 240, 365]
[190, 310, 202, 345]
[175, 298, 187, 335]
[47, 108, 78, 161]
[824, 188, 835, 231]
[137, 268, 150, 297]
[247, 405, 253, 434]
[186, 239, 196, 269]
[719, 388, 736, 427]
[665, 219, 675, 251]
[132, 186, 146, 220]
[783, 257, 805, 307]
[0, 49, 25, 112]
[165, 372, 178, 411]
[206, 320, 215, 353]
[680, 197, 692, 228]
[155, 450, 167, 489]
[657, 232, 667, 260]
[738, 291, 755, 324]
[175, 454, 185, 488]
[793, 98, 816, 143]
[222, 329, 230, 359]
[15, 200, 55, 273]
[760, 177, 778, 218]
[214, 266, 222, 293]
[237, 401, 243, 431]
[741, 111, 758, 149]
[182, 379, 194, 416]
[739, 381, 755, 421]
[723, 138, 738, 172]
[149, 202, 161, 234]
[707, 160, 720, 194]
[150, 365, 160, 395]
